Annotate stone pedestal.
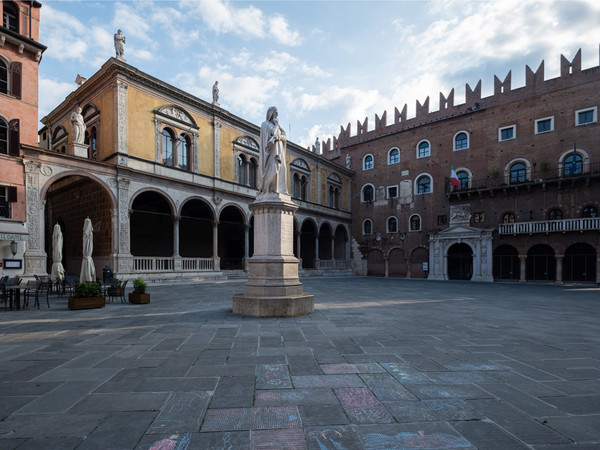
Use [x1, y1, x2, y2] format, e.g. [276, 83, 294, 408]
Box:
[71, 142, 89, 158]
[233, 193, 314, 317]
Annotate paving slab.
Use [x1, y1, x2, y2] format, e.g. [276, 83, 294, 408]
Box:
[0, 277, 598, 449]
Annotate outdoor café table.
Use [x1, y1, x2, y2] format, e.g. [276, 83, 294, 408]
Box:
[5, 285, 29, 310]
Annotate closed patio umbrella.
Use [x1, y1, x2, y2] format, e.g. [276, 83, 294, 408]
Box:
[50, 223, 65, 282]
[79, 218, 96, 282]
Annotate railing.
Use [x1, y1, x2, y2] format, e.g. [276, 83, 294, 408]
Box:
[446, 161, 600, 194]
[182, 258, 214, 271]
[316, 260, 350, 269]
[133, 257, 174, 272]
[498, 217, 600, 235]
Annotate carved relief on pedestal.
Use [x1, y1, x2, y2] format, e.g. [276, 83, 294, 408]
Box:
[114, 80, 128, 156]
[24, 162, 42, 251]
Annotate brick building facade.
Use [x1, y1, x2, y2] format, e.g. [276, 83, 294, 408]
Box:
[325, 50, 599, 283]
[0, 1, 45, 277]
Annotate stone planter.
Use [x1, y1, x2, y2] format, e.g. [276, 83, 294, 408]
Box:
[68, 296, 105, 310]
[129, 292, 150, 304]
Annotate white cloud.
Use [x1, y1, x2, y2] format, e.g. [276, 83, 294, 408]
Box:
[38, 78, 76, 122]
[180, 0, 300, 46]
[40, 4, 88, 62]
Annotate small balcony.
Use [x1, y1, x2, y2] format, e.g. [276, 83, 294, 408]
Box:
[498, 217, 600, 235]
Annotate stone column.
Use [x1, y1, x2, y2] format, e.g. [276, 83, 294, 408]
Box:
[212, 220, 220, 271]
[173, 216, 180, 257]
[115, 177, 133, 275]
[384, 254, 389, 278]
[114, 79, 128, 166]
[314, 233, 320, 268]
[331, 237, 335, 262]
[23, 161, 47, 276]
[519, 255, 527, 282]
[555, 254, 564, 284]
[243, 224, 250, 271]
[233, 193, 314, 317]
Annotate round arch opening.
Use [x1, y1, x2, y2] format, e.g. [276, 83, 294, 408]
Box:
[218, 206, 245, 270]
[180, 199, 214, 257]
[564, 243, 596, 282]
[447, 243, 473, 280]
[493, 244, 519, 280]
[44, 175, 113, 277]
[131, 191, 173, 257]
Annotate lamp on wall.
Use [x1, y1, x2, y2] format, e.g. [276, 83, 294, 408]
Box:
[10, 240, 18, 256]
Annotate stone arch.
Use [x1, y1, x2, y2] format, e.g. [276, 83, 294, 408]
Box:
[493, 244, 519, 280]
[300, 219, 318, 269]
[319, 222, 333, 260]
[179, 197, 214, 258]
[504, 157, 532, 184]
[388, 247, 407, 277]
[526, 244, 556, 281]
[131, 190, 175, 257]
[334, 224, 348, 260]
[367, 248, 385, 277]
[558, 147, 590, 177]
[563, 243, 596, 282]
[410, 246, 429, 278]
[157, 104, 198, 127]
[447, 242, 474, 280]
[218, 205, 246, 270]
[43, 172, 116, 276]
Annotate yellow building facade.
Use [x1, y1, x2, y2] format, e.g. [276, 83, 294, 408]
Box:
[27, 57, 352, 280]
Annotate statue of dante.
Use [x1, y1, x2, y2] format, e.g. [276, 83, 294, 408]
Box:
[258, 106, 288, 195]
[114, 29, 126, 58]
[70, 106, 85, 144]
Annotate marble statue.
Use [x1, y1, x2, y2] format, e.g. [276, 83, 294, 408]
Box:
[258, 106, 288, 195]
[345, 154, 351, 169]
[315, 137, 320, 153]
[70, 106, 85, 144]
[114, 29, 126, 58]
[212, 81, 219, 104]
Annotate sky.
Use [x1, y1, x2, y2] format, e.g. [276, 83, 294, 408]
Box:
[38, 0, 600, 149]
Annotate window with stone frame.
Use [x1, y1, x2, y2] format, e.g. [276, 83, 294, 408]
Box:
[387, 216, 398, 233]
[81, 104, 100, 160]
[362, 184, 374, 202]
[154, 105, 198, 171]
[454, 132, 469, 150]
[575, 107, 597, 126]
[509, 162, 527, 183]
[363, 154, 374, 170]
[327, 173, 342, 209]
[233, 136, 259, 188]
[3, 2, 19, 33]
[502, 212, 515, 223]
[0, 59, 7, 95]
[417, 140, 430, 158]
[0, 117, 7, 154]
[416, 175, 432, 194]
[362, 219, 373, 235]
[474, 212, 485, 223]
[388, 147, 400, 165]
[0, 185, 16, 218]
[51, 126, 67, 153]
[290, 158, 311, 201]
[410, 214, 421, 231]
[548, 208, 563, 220]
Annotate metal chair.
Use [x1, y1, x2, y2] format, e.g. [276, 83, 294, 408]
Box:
[32, 281, 51, 309]
[107, 280, 128, 304]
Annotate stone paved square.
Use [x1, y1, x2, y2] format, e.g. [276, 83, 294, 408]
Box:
[0, 277, 599, 449]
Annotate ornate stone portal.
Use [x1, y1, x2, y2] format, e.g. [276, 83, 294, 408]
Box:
[233, 193, 314, 317]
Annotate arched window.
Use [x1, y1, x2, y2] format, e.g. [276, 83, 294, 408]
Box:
[0, 60, 7, 95]
[362, 219, 373, 235]
[329, 185, 340, 209]
[363, 154, 374, 170]
[416, 175, 431, 194]
[454, 132, 469, 150]
[362, 185, 374, 202]
[387, 216, 398, 233]
[161, 129, 174, 166]
[3, 3, 19, 33]
[457, 171, 469, 189]
[564, 153, 583, 176]
[417, 140, 430, 158]
[290, 158, 311, 201]
[84, 126, 98, 159]
[177, 134, 190, 169]
[583, 206, 598, 218]
[509, 162, 526, 184]
[237, 154, 247, 185]
[388, 148, 399, 165]
[410, 214, 421, 231]
[248, 158, 257, 188]
[0, 118, 7, 155]
[548, 208, 563, 220]
[502, 212, 515, 223]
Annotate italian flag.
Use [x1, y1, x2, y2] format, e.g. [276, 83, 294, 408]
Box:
[450, 165, 460, 188]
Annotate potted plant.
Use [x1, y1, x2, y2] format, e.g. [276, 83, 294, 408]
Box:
[68, 281, 105, 310]
[129, 278, 150, 304]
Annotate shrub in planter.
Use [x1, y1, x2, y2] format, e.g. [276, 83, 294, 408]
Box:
[69, 281, 105, 310]
[130, 278, 150, 304]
